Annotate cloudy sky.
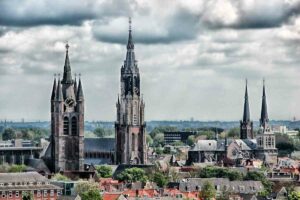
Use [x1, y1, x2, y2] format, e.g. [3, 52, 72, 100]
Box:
[0, 0, 300, 121]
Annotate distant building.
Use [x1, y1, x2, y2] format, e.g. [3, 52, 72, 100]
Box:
[164, 131, 196, 145]
[273, 125, 299, 139]
[188, 80, 278, 166]
[115, 19, 147, 165]
[0, 172, 61, 200]
[0, 139, 42, 165]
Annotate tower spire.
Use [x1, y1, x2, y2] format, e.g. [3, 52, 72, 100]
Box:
[260, 78, 269, 127]
[74, 73, 77, 97]
[77, 74, 84, 101]
[127, 17, 134, 50]
[61, 42, 73, 84]
[124, 17, 136, 69]
[51, 74, 57, 101]
[242, 78, 250, 122]
[56, 74, 63, 102]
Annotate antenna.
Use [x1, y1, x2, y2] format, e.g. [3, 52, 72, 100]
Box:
[65, 41, 69, 51]
[129, 17, 132, 31]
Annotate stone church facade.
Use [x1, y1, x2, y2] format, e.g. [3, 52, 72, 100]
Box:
[188, 80, 277, 166]
[115, 19, 147, 165]
[46, 44, 84, 172]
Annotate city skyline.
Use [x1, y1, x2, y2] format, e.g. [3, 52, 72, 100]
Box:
[0, 0, 299, 121]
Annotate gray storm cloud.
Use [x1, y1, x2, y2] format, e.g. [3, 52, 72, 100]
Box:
[0, 0, 299, 121]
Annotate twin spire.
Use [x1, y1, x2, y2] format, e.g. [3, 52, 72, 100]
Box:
[243, 79, 250, 122]
[51, 43, 84, 102]
[260, 79, 269, 127]
[242, 79, 269, 128]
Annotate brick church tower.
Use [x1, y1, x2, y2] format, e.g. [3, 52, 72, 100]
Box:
[50, 43, 84, 172]
[115, 19, 147, 165]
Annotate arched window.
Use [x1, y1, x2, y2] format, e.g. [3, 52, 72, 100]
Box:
[71, 117, 77, 136]
[63, 117, 69, 135]
[132, 133, 136, 151]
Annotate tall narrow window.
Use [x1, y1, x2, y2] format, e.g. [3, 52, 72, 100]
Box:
[71, 117, 77, 136]
[132, 133, 136, 151]
[63, 117, 69, 135]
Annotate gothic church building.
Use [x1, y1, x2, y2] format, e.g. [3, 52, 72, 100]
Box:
[115, 20, 147, 165]
[45, 44, 84, 172]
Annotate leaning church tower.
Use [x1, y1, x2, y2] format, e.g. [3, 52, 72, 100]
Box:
[115, 19, 147, 165]
[50, 43, 84, 172]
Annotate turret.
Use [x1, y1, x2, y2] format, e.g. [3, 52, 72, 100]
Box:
[56, 76, 63, 102]
[76, 76, 84, 101]
[51, 75, 57, 112]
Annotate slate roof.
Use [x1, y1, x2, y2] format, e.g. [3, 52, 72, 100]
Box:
[27, 158, 51, 174]
[230, 181, 264, 194]
[179, 178, 263, 194]
[190, 140, 217, 151]
[0, 172, 48, 183]
[190, 139, 257, 152]
[179, 178, 230, 192]
[84, 138, 115, 153]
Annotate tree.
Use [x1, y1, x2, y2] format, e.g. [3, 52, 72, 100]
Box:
[116, 167, 148, 183]
[21, 130, 34, 140]
[152, 172, 168, 188]
[171, 141, 184, 146]
[187, 135, 195, 146]
[245, 171, 272, 195]
[94, 127, 106, 138]
[227, 127, 239, 138]
[153, 133, 164, 147]
[94, 127, 114, 138]
[9, 164, 26, 172]
[2, 128, 16, 140]
[76, 182, 102, 200]
[81, 188, 102, 200]
[199, 181, 216, 200]
[96, 165, 112, 178]
[146, 134, 153, 146]
[276, 142, 295, 155]
[199, 166, 243, 181]
[52, 173, 70, 181]
[150, 126, 178, 139]
[22, 192, 33, 200]
[197, 130, 216, 140]
[288, 191, 300, 200]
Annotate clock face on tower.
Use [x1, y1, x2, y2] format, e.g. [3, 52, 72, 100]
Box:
[65, 98, 75, 107]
